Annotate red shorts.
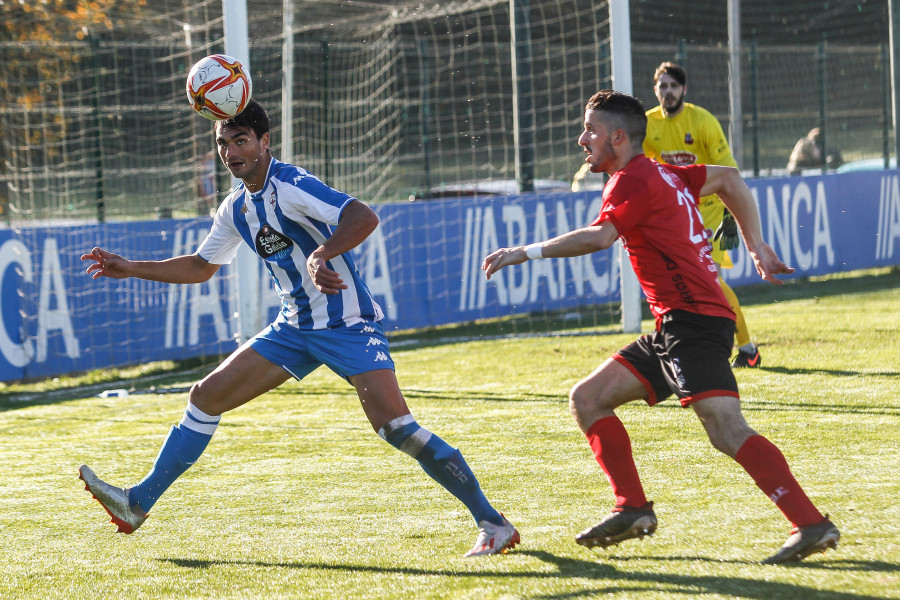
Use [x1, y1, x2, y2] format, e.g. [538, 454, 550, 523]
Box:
[614, 310, 739, 407]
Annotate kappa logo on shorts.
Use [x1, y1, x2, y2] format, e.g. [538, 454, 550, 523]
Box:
[255, 224, 294, 261]
[361, 324, 377, 333]
[374, 351, 389, 362]
[366, 336, 384, 346]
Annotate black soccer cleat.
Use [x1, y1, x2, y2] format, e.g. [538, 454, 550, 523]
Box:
[575, 502, 658, 549]
[731, 347, 761, 368]
[762, 516, 840, 564]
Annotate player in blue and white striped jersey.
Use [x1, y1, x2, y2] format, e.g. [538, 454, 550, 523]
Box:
[198, 152, 382, 331]
[78, 100, 519, 557]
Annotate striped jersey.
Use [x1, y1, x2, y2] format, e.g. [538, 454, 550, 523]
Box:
[196, 157, 384, 330]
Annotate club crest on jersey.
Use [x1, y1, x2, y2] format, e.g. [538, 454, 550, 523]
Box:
[684, 132, 694, 145]
[269, 190, 277, 207]
[255, 224, 293, 261]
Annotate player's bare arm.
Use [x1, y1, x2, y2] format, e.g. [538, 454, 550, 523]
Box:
[81, 247, 220, 283]
[307, 199, 379, 295]
[701, 166, 795, 284]
[483, 222, 618, 280]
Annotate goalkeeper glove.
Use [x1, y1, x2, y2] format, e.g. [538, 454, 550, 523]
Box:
[713, 209, 739, 251]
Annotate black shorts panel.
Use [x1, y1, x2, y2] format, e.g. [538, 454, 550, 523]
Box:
[615, 310, 739, 406]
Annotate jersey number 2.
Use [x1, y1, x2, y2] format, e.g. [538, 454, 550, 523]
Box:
[676, 189, 706, 245]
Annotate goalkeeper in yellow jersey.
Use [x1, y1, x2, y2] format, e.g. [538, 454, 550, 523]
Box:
[642, 62, 760, 368]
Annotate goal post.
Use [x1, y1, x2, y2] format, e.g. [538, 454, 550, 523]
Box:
[609, 0, 642, 334]
[222, 0, 265, 343]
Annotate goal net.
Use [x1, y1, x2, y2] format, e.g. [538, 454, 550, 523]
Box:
[0, 0, 891, 378]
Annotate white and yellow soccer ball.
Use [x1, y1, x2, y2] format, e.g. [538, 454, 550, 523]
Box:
[186, 54, 252, 120]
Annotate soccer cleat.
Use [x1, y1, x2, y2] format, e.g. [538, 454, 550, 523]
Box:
[762, 516, 840, 564]
[464, 514, 520, 557]
[575, 502, 657, 549]
[731, 347, 761, 368]
[78, 465, 147, 534]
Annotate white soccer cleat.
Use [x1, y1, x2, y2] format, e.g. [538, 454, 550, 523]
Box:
[78, 465, 147, 534]
[464, 514, 520, 557]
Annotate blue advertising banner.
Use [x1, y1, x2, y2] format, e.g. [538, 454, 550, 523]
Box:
[353, 190, 618, 331]
[1, 169, 898, 380]
[0, 220, 239, 381]
[721, 171, 900, 285]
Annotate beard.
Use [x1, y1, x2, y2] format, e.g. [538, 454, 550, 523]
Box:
[663, 92, 685, 115]
[588, 138, 617, 173]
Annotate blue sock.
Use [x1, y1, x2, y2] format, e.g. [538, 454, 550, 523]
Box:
[128, 403, 220, 512]
[379, 415, 503, 526]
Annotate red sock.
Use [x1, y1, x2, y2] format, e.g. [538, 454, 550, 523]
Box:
[585, 416, 648, 508]
[734, 434, 823, 528]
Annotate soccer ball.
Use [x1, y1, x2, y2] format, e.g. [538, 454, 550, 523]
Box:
[186, 54, 252, 120]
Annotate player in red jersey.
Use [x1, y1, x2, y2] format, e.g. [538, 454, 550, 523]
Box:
[482, 90, 839, 564]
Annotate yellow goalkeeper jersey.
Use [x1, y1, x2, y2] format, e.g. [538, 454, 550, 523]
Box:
[643, 103, 738, 264]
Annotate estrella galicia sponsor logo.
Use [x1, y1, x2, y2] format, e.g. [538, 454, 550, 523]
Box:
[255, 224, 293, 261]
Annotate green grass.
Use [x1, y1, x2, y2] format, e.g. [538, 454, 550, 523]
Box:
[1, 268, 898, 599]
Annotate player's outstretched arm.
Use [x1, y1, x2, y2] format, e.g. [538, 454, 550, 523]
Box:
[483, 223, 618, 280]
[81, 247, 220, 283]
[701, 166, 795, 284]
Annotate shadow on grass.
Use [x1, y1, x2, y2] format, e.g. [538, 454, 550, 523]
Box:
[404, 386, 900, 417]
[159, 549, 894, 600]
[604, 554, 898, 572]
[386, 267, 900, 351]
[738, 399, 900, 417]
[402, 388, 567, 403]
[759, 366, 900, 379]
[3, 268, 897, 411]
[734, 267, 900, 308]
[0, 356, 219, 412]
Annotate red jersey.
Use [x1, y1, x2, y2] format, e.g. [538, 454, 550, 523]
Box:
[591, 154, 734, 321]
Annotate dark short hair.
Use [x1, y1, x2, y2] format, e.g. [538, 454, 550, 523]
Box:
[654, 61, 686, 86]
[216, 99, 269, 140]
[585, 90, 647, 145]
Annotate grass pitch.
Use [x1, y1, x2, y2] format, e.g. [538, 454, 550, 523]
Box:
[1, 268, 898, 599]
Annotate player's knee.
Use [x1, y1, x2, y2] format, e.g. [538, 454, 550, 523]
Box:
[569, 380, 598, 420]
[187, 381, 203, 405]
[187, 381, 221, 416]
[378, 414, 432, 459]
[706, 434, 732, 456]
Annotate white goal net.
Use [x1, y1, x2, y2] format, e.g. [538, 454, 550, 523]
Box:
[0, 0, 890, 378]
